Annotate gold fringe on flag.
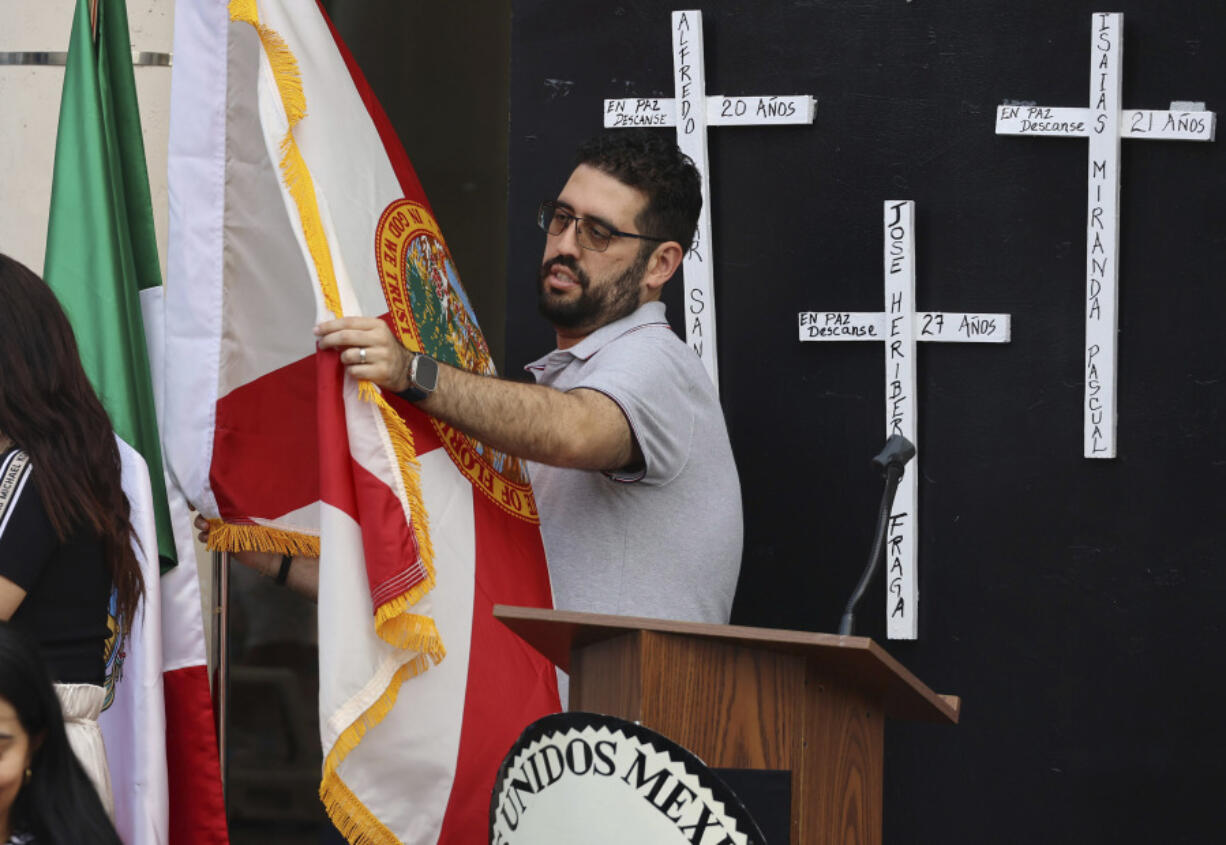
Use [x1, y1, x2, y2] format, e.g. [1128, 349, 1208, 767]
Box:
[358, 380, 438, 613]
[319, 762, 403, 845]
[228, 0, 342, 320]
[229, 2, 436, 634]
[230, 3, 444, 840]
[373, 600, 446, 659]
[319, 655, 434, 845]
[204, 518, 320, 558]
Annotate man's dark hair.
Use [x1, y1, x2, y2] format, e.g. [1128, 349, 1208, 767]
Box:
[575, 129, 702, 252]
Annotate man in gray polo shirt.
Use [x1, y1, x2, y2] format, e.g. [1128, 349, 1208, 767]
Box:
[317, 130, 742, 624]
[524, 298, 740, 623]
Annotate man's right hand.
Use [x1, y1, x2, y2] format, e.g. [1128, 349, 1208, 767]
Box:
[314, 316, 414, 394]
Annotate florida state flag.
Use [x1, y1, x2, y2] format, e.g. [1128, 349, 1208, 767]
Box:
[163, 1, 560, 841]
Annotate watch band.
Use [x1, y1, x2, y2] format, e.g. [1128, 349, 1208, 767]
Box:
[396, 352, 438, 403]
[275, 554, 293, 585]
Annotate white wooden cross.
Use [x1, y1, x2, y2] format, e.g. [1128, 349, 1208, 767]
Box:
[798, 201, 1012, 640]
[603, 9, 816, 393]
[996, 12, 1216, 458]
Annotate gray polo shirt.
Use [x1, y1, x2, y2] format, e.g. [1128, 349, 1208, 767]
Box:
[525, 300, 743, 624]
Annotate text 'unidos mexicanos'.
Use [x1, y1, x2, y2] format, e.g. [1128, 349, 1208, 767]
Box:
[492, 737, 744, 844]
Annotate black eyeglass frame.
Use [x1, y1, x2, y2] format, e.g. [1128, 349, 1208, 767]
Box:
[537, 200, 669, 253]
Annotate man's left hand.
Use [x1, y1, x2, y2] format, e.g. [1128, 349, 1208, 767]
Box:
[315, 316, 412, 393]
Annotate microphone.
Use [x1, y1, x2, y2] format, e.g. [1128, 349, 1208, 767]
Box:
[871, 433, 916, 474]
[837, 434, 916, 636]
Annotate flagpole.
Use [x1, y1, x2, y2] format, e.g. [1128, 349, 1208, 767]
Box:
[90, 0, 99, 42]
[211, 550, 230, 801]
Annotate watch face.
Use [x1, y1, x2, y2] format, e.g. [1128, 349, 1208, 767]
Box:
[414, 354, 440, 392]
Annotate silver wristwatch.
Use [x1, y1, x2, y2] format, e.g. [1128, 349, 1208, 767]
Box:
[396, 352, 439, 402]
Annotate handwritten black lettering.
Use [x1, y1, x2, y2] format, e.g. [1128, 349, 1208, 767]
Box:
[816, 325, 873, 338]
[957, 315, 996, 337]
[891, 595, 906, 618]
[611, 113, 669, 127]
[1021, 119, 1086, 134]
[754, 97, 797, 118]
[720, 98, 747, 118]
[1163, 112, 1208, 134]
[689, 288, 705, 315]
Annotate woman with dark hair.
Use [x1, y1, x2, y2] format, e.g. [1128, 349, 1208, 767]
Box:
[0, 621, 121, 844]
[0, 253, 145, 813]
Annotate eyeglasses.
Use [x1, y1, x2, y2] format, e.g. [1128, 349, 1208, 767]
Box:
[537, 200, 667, 253]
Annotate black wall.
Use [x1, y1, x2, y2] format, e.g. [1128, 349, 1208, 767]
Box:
[508, 2, 1226, 841]
[322, 0, 512, 366]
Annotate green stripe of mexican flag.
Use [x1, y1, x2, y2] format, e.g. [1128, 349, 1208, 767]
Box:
[43, 0, 176, 573]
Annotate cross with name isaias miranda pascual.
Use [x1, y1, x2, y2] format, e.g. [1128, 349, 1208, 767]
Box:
[798, 201, 1012, 640]
[996, 12, 1216, 459]
[603, 9, 816, 394]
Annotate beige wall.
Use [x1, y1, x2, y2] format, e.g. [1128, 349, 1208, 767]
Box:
[0, 0, 174, 277]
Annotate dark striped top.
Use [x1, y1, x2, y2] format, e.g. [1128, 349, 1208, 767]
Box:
[0, 446, 112, 686]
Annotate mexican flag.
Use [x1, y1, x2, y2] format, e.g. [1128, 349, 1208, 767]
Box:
[43, 0, 228, 842]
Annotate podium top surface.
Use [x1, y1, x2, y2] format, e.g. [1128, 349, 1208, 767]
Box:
[494, 605, 960, 725]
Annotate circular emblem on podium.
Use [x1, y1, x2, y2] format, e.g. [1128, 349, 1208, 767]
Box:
[490, 712, 765, 844]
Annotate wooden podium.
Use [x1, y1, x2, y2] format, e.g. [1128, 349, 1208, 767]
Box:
[494, 605, 959, 845]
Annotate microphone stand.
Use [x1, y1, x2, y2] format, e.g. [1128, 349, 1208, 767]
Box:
[838, 435, 915, 636]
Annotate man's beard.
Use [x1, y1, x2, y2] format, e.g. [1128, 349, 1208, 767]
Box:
[537, 249, 650, 331]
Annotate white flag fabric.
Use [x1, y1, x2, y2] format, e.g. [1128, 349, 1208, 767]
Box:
[140, 281, 230, 844]
[100, 436, 168, 845]
[104, 430, 226, 843]
[164, 1, 560, 841]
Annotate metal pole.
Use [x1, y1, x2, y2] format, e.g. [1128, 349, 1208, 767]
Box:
[211, 550, 230, 803]
[0, 51, 172, 66]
